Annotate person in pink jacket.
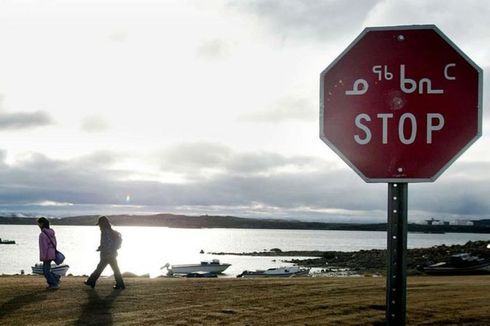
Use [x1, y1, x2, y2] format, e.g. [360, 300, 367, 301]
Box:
[37, 217, 60, 289]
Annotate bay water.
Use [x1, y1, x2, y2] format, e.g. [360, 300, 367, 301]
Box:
[1, 225, 489, 277]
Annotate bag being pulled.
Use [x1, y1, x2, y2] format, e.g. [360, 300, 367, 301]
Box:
[54, 250, 65, 265]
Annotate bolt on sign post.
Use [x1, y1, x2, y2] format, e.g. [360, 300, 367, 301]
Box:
[320, 25, 482, 325]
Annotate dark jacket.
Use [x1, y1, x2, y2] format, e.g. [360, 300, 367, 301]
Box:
[97, 229, 120, 257]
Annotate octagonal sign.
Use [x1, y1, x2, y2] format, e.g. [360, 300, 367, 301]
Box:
[320, 25, 482, 183]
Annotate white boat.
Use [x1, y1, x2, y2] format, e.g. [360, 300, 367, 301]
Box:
[31, 263, 70, 276]
[237, 266, 310, 278]
[162, 259, 231, 275]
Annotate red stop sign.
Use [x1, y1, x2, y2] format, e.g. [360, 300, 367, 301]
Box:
[320, 25, 482, 183]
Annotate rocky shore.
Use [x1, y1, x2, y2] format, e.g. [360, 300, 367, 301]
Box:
[211, 240, 490, 275]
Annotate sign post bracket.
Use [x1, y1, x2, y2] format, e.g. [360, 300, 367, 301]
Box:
[386, 182, 408, 325]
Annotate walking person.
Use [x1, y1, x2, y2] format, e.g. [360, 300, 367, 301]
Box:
[37, 217, 61, 290]
[84, 216, 125, 289]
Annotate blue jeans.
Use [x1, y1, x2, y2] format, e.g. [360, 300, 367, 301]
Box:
[86, 254, 125, 287]
[43, 260, 60, 287]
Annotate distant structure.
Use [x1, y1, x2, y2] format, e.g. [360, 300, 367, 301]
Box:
[471, 219, 490, 227]
[426, 218, 440, 226]
[454, 219, 473, 226]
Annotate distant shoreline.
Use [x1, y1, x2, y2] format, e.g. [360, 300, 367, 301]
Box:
[1, 213, 490, 233]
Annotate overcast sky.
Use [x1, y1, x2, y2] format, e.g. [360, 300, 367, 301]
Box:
[1, 0, 490, 222]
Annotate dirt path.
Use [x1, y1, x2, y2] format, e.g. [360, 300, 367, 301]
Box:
[1, 275, 489, 325]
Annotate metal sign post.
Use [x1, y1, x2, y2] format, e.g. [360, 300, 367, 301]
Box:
[386, 183, 408, 325]
[319, 25, 482, 325]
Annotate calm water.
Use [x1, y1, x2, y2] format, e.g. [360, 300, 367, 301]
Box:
[1, 225, 489, 277]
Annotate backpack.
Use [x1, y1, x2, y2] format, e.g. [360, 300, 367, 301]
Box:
[113, 230, 122, 250]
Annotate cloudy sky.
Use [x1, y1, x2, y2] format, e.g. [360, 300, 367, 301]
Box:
[0, 0, 489, 223]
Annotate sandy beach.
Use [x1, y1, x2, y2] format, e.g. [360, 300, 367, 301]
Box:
[1, 275, 490, 325]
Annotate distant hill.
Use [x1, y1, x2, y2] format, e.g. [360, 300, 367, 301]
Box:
[1, 213, 490, 233]
[0, 213, 382, 230]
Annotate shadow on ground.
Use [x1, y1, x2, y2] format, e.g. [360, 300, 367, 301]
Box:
[0, 290, 48, 321]
[75, 288, 122, 326]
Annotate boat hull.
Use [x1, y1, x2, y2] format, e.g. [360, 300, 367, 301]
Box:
[238, 271, 309, 278]
[237, 267, 310, 278]
[169, 264, 231, 275]
[423, 262, 490, 275]
[32, 264, 70, 276]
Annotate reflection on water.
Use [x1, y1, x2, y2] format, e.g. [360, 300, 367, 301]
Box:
[1, 225, 489, 277]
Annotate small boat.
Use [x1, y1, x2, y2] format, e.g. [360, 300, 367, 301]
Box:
[422, 253, 490, 275]
[0, 238, 15, 244]
[185, 271, 218, 278]
[31, 263, 70, 276]
[162, 259, 231, 276]
[237, 266, 310, 278]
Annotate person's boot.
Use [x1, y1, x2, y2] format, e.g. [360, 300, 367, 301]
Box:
[84, 280, 95, 288]
[113, 283, 125, 290]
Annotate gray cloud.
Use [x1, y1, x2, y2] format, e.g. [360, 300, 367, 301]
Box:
[0, 150, 6, 164]
[1, 145, 489, 222]
[0, 152, 129, 206]
[74, 151, 120, 168]
[228, 0, 382, 43]
[411, 162, 490, 216]
[188, 168, 384, 212]
[240, 97, 316, 123]
[159, 142, 322, 177]
[0, 111, 54, 130]
[160, 142, 232, 174]
[197, 39, 230, 60]
[365, 1, 490, 42]
[225, 152, 312, 174]
[135, 144, 490, 221]
[81, 116, 110, 133]
[481, 66, 490, 123]
[0, 146, 380, 220]
[108, 30, 129, 43]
